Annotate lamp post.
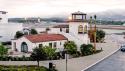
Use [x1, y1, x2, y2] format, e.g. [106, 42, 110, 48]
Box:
[64, 49, 68, 71]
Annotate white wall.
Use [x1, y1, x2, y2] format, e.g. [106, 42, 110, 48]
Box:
[12, 37, 35, 52]
[0, 12, 8, 24]
[12, 37, 67, 52]
[35, 40, 67, 52]
[35, 28, 46, 33]
[69, 22, 88, 35]
[48, 28, 60, 34]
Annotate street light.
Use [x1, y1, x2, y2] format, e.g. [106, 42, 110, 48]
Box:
[64, 49, 68, 71]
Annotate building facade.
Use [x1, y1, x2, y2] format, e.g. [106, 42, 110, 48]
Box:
[48, 11, 90, 51]
[12, 34, 68, 53]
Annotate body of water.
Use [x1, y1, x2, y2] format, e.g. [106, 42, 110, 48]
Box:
[0, 23, 23, 42]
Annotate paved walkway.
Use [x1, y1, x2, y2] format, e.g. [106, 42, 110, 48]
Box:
[0, 34, 123, 71]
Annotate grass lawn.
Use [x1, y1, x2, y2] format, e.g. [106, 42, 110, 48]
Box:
[0, 65, 57, 71]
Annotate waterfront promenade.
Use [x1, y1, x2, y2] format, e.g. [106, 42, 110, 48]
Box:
[0, 34, 123, 71]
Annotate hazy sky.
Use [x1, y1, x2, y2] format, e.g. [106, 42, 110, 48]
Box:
[1, 0, 125, 17]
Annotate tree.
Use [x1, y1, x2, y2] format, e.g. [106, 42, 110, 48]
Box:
[96, 30, 105, 42]
[15, 31, 24, 38]
[64, 41, 77, 55]
[43, 46, 56, 60]
[30, 29, 38, 35]
[0, 44, 8, 56]
[89, 29, 105, 43]
[80, 44, 94, 56]
[30, 47, 47, 67]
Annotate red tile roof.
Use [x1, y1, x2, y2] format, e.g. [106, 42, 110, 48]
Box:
[24, 34, 68, 43]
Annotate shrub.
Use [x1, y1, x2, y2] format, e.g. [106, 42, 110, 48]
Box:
[0, 65, 57, 71]
[30, 29, 38, 35]
[96, 30, 105, 42]
[0, 44, 8, 56]
[43, 46, 56, 60]
[15, 31, 24, 38]
[64, 41, 77, 55]
[80, 44, 94, 56]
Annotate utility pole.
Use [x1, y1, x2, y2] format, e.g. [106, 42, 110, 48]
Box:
[94, 15, 97, 52]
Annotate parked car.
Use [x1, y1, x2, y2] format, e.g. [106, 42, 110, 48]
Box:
[121, 45, 125, 52]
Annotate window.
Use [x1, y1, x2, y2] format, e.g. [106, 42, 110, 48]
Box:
[39, 44, 43, 47]
[60, 28, 62, 32]
[2, 12, 6, 14]
[84, 25, 87, 33]
[60, 42, 62, 45]
[24, 32, 29, 35]
[78, 25, 83, 34]
[0, 18, 2, 20]
[66, 28, 69, 33]
[53, 42, 57, 48]
[49, 43, 52, 48]
[13, 42, 16, 51]
[21, 42, 28, 53]
[46, 28, 50, 31]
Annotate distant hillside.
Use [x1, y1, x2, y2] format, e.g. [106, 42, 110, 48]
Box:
[8, 9, 125, 25]
[91, 9, 125, 21]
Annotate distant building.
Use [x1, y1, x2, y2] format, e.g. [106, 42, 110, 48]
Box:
[0, 11, 8, 24]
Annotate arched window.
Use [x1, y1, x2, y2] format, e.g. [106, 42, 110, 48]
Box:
[84, 25, 87, 33]
[21, 42, 28, 53]
[78, 25, 83, 34]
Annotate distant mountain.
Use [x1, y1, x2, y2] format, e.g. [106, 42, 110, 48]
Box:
[91, 9, 125, 21]
[50, 9, 125, 21]
[8, 9, 125, 23]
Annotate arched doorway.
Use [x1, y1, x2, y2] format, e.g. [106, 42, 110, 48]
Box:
[21, 42, 28, 53]
[78, 25, 83, 34]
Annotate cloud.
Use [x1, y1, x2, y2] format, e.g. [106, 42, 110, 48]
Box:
[0, 0, 125, 17]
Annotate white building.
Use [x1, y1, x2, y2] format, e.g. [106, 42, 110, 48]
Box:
[11, 11, 90, 53]
[12, 34, 67, 53]
[0, 11, 8, 24]
[48, 11, 90, 51]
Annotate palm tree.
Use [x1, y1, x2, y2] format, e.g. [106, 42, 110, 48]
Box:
[93, 15, 97, 52]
